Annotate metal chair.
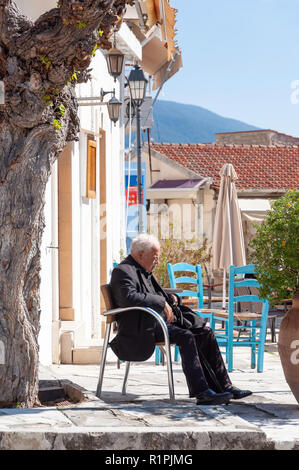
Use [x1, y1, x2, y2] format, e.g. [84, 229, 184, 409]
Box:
[209, 264, 269, 372]
[96, 284, 176, 403]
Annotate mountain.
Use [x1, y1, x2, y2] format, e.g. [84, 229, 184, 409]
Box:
[150, 100, 260, 143]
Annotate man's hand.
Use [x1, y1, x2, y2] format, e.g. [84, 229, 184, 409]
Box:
[170, 294, 178, 305]
[164, 302, 175, 323]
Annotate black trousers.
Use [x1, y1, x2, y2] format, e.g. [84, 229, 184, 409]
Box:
[155, 323, 232, 397]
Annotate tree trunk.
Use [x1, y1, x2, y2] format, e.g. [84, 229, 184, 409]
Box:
[0, 0, 133, 407]
[0, 124, 62, 406]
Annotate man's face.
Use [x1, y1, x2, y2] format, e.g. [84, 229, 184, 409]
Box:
[138, 246, 160, 273]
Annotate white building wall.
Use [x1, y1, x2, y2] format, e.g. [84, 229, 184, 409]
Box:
[72, 51, 125, 345]
[15, 0, 57, 20]
[39, 162, 59, 364]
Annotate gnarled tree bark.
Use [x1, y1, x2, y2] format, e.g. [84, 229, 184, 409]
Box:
[0, 0, 133, 407]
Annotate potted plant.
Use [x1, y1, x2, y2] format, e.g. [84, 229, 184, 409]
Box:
[249, 189, 299, 402]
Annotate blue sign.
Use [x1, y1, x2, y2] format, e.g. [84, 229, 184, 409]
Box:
[125, 161, 146, 253]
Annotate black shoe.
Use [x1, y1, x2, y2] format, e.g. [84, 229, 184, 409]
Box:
[196, 388, 233, 405]
[225, 386, 252, 400]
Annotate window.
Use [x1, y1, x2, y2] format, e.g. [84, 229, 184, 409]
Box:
[86, 138, 97, 198]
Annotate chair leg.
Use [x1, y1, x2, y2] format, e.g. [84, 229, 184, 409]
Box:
[174, 344, 180, 362]
[257, 318, 268, 373]
[155, 346, 161, 365]
[251, 321, 256, 369]
[122, 361, 131, 395]
[164, 342, 175, 404]
[227, 323, 233, 372]
[96, 323, 112, 398]
[225, 321, 229, 364]
[271, 317, 276, 343]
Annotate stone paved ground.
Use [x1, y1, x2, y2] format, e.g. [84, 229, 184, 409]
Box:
[0, 338, 298, 450]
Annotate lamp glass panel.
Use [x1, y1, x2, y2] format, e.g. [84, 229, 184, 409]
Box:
[106, 49, 124, 79]
[107, 100, 121, 123]
[129, 80, 147, 103]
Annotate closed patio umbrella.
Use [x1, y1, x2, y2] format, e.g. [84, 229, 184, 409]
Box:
[212, 163, 246, 308]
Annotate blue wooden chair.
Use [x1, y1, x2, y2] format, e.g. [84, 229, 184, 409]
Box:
[167, 262, 207, 309]
[210, 264, 269, 372]
[159, 262, 215, 364]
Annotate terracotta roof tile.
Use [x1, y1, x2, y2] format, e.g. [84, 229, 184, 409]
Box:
[149, 143, 299, 190]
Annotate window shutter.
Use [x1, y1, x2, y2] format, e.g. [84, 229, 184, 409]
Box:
[86, 138, 97, 198]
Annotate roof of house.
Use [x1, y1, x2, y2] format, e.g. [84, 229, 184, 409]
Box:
[148, 142, 299, 190]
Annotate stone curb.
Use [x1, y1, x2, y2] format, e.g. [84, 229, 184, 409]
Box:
[0, 427, 274, 450]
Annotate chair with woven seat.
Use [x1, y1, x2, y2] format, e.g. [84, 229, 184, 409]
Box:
[209, 264, 269, 372]
[96, 284, 176, 403]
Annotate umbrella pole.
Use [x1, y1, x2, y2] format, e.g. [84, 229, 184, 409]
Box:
[222, 269, 226, 310]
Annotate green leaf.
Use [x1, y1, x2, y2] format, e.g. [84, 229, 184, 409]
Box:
[77, 21, 87, 29]
[51, 119, 62, 130]
[59, 104, 66, 116]
[40, 55, 51, 69]
[92, 44, 99, 57]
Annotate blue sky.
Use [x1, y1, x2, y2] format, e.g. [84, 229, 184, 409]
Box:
[159, 0, 299, 137]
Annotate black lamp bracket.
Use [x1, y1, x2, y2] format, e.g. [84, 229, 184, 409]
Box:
[100, 88, 115, 102]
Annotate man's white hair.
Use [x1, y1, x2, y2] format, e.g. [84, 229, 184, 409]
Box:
[130, 233, 160, 255]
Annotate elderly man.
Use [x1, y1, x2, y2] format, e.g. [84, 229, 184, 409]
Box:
[110, 234, 251, 405]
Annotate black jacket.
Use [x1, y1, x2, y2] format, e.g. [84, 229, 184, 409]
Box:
[109, 255, 204, 361]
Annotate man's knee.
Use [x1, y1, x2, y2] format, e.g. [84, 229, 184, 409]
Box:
[193, 325, 217, 343]
[170, 327, 195, 345]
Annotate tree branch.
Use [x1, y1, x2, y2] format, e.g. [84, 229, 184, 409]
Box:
[0, 0, 133, 138]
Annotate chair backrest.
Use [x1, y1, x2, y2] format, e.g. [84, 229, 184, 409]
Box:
[228, 264, 269, 316]
[167, 262, 204, 308]
[101, 284, 116, 324]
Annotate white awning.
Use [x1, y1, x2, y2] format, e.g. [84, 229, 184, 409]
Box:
[239, 199, 273, 223]
[238, 198, 272, 212]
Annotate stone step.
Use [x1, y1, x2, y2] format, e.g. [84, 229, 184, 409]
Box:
[72, 346, 102, 364]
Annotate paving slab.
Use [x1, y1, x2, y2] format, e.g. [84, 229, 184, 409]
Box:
[0, 407, 74, 430]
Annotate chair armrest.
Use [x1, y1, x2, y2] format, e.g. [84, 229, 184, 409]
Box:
[103, 307, 170, 348]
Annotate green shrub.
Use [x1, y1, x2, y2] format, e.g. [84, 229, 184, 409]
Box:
[249, 189, 299, 305]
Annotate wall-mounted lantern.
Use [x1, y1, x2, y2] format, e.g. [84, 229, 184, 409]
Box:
[100, 88, 122, 125]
